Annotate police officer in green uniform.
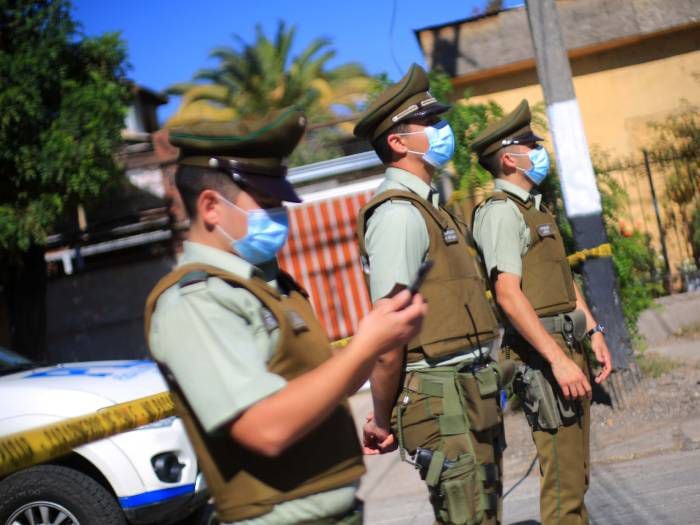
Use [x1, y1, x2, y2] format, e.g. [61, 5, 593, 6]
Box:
[144, 108, 427, 524]
[471, 100, 613, 525]
[354, 64, 509, 525]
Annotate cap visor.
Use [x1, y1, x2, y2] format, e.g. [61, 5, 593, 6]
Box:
[242, 173, 302, 203]
[411, 102, 451, 120]
[513, 131, 544, 144]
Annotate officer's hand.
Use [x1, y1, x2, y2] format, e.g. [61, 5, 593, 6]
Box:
[355, 289, 427, 357]
[362, 413, 397, 455]
[550, 353, 592, 400]
[591, 332, 613, 384]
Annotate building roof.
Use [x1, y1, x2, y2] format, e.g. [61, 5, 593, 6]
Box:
[415, 0, 700, 79]
[131, 84, 169, 106]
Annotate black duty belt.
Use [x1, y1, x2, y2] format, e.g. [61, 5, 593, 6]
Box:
[539, 310, 587, 344]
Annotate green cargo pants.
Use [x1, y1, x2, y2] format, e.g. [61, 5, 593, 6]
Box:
[505, 333, 591, 525]
[392, 360, 509, 525]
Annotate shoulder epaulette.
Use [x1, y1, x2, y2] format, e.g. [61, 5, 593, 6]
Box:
[178, 270, 209, 288]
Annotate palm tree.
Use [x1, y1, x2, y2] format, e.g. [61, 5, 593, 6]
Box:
[166, 21, 374, 128]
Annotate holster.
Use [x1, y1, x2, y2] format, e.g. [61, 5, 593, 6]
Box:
[512, 363, 579, 431]
[539, 309, 587, 346]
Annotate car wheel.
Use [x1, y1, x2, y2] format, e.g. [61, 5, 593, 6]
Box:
[0, 465, 126, 525]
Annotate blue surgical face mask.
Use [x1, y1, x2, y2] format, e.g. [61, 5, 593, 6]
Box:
[399, 120, 455, 168]
[509, 146, 550, 185]
[216, 195, 289, 264]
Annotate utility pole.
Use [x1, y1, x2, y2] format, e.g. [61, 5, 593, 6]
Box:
[525, 0, 639, 403]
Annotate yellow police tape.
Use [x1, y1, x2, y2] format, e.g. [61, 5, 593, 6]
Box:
[0, 392, 175, 478]
[330, 337, 351, 350]
[2, 244, 613, 477]
[567, 243, 613, 267]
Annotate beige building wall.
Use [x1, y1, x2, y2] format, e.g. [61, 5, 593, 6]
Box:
[451, 26, 700, 286]
[457, 26, 700, 157]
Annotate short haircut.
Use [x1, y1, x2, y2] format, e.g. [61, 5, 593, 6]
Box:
[371, 122, 412, 164]
[479, 144, 523, 177]
[175, 165, 238, 219]
[479, 149, 504, 177]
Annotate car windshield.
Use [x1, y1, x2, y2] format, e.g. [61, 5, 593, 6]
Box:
[0, 346, 35, 375]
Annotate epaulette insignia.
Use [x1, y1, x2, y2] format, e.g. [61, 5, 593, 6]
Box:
[178, 271, 209, 288]
[286, 310, 309, 334]
[443, 228, 459, 244]
[260, 308, 279, 333]
[537, 224, 555, 237]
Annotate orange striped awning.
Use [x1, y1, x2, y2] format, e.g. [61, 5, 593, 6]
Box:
[278, 187, 376, 341]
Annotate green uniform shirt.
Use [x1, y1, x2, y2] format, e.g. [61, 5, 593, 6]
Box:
[364, 167, 436, 303]
[364, 168, 490, 369]
[149, 241, 355, 525]
[472, 178, 543, 278]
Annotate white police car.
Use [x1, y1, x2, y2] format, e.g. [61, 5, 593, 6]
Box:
[0, 347, 209, 525]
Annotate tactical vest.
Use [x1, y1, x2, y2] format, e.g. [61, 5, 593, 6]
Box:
[357, 189, 500, 363]
[144, 263, 365, 522]
[482, 191, 577, 316]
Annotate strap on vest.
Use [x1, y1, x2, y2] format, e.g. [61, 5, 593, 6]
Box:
[494, 189, 533, 208]
[362, 189, 450, 232]
[144, 263, 282, 337]
[472, 189, 526, 231]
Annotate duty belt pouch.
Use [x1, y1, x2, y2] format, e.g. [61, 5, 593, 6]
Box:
[565, 309, 588, 343]
[437, 453, 482, 525]
[513, 364, 578, 431]
[458, 364, 502, 432]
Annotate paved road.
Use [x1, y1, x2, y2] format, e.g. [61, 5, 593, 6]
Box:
[504, 449, 700, 525]
[360, 448, 700, 524]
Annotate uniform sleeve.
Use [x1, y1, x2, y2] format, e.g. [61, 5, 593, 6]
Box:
[149, 279, 286, 433]
[473, 201, 527, 278]
[364, 201, 429, 302]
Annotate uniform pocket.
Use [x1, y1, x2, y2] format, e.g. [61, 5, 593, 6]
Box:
[436, 453, 482, 525]
[392, 389, 442, 453]
[458, 369, 502, 432]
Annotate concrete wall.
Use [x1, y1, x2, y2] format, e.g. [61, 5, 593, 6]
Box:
[458, 26, 700, 157]
[46, 254, 175, 363]
[418, 0, 700, 80]
[638, 290, 700, 346]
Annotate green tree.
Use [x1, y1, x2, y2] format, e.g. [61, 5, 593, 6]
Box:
[593, 170, 664, 338]
[647, 102, 700, 263]
[0, 0, 129, 360]
[167, 21, 373, 128]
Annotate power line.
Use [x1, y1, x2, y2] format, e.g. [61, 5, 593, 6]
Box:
[389, 0, 404, 77]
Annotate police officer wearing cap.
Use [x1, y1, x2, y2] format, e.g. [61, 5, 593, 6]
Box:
[354, 64, 509, 525]
[471, 100, 613, 525]
[144, 108, 427, 524]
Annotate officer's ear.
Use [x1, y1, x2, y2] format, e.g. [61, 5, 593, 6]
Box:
[386, 131, 408, 157]
[500, 148, 518, 175]
[198, 189, 224, 229]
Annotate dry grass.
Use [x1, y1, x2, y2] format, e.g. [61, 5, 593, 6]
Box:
[637, 352, 681, 378]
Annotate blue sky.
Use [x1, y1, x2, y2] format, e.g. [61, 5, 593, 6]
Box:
[72, 0, 524, 124]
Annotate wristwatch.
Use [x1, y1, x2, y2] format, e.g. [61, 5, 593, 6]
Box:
[586, 323, 606, 338]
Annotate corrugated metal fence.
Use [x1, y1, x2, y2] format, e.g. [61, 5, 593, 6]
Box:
[279, 187, 376, 341]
